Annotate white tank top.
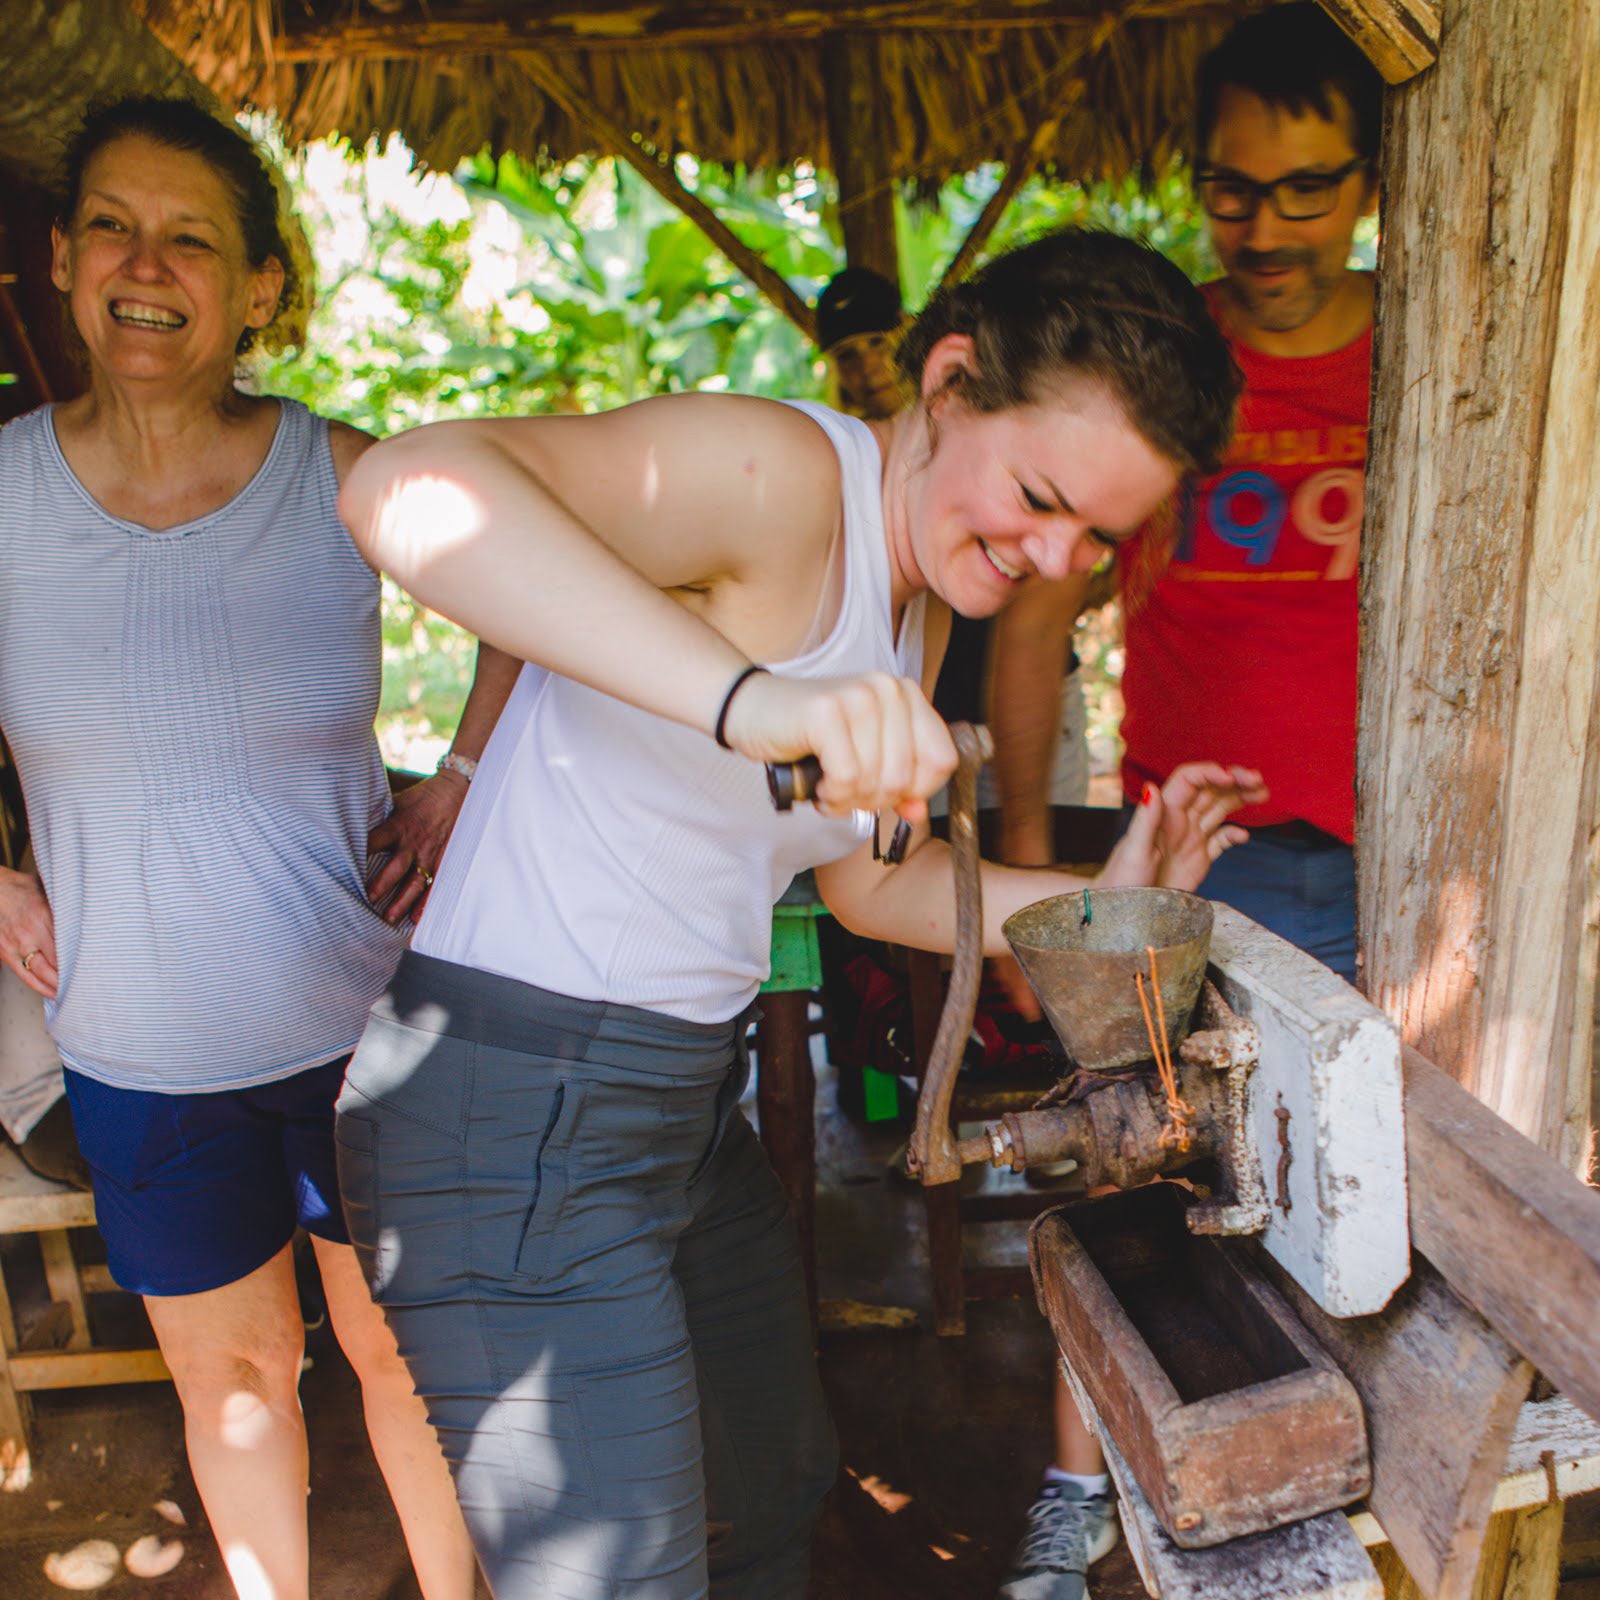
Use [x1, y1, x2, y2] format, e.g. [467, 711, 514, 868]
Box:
[415, 401, 926, 1022]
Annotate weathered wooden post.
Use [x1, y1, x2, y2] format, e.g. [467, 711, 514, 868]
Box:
[1357, 0, 1600, 1173]
[821, 31, 899, 283]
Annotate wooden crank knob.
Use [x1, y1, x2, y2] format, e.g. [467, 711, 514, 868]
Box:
[765, 755, 824, 812]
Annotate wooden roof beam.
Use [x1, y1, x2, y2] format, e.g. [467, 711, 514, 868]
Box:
[517, 53, 816, 341]
[1314, 0, 1441, 84]
[935, 114, 1064, 296]
[273, 1, 1212, 61]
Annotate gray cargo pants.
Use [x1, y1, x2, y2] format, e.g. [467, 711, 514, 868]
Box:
[335, 952, 837, 1599]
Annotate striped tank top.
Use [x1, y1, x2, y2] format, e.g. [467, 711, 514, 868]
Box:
[0, 400, 407, 1092]
[415, 400, 926, 1023]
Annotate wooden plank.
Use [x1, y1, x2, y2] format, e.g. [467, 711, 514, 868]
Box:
[1266, 1252, 1533, 1600]
[1468, 1504, 1564, 1600]
[76, 1263, 118, 1297]
[1314, 0, 1440, 83]
[0, 1146, 97, 1233]
[0, 278, 53, 404]
[1370, 1545, 1427, 1599]
[1353, 1394, 1600, 1550]
[36, 1231, 89, 1352]
[518, 53, 817, 340]
[1403, 1046, 1600, 1427]
[1058, 1357, 1383, 1600]
[0, 1250, 31, 1453]
[1358, 0, 1600, 1171]
[10, 1348, 170, 1391]
[271, 1, 1206, 60]
[1492, 1395, 1600, 1512]
[1207, 905, 1409, 1318]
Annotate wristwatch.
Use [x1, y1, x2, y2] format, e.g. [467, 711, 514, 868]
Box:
[436, 751, 478, 783]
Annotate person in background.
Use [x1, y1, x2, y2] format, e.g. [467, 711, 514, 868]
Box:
[992, 10, 1381, 1597]
[0, 96, 518, 1600]
[816, 265, 907, 420]
[1120, 0, 1376, 982]
[333, 228, 1260, 1599]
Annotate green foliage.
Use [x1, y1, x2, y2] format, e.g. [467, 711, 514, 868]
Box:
[449, 151, 838, 408]
[897, 161, 1217, 308]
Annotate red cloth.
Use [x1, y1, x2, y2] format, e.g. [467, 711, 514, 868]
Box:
[840, 953, 1057, 1078]
[1118, 283, 1370, 845]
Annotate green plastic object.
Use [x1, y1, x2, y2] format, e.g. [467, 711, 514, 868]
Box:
[762, 900, 825, 994]
[861, 1064, 900, 1123]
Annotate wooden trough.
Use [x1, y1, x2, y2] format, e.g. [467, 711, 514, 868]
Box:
[1030, 1183, 1370, 1549]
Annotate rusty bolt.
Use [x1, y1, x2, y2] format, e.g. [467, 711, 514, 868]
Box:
[1173, 1511, 1204, 1532]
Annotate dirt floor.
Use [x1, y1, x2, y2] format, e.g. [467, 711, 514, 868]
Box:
[0, 1059, 1594, 1598]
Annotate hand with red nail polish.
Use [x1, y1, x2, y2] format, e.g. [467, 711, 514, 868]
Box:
[1101, 762, 1268, 891]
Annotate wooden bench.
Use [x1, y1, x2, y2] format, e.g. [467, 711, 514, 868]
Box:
[0, 1145, 167, 1486]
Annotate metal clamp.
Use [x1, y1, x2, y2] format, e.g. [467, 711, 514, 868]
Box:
[1179, 981, 1270, 1236]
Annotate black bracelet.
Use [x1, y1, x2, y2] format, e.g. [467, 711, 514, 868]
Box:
[714, 664, 768, 750]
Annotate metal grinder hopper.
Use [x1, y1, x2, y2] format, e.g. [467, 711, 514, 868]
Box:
[1003, 887, 1214, 1071]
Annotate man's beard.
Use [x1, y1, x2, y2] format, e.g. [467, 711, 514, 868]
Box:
[1224, 246, 1347, 333]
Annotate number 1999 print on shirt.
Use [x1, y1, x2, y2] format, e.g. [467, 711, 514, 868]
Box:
[1178, 466, 1365, 579]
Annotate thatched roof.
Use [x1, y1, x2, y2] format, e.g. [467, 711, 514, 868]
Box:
[128, 1, 1259, 183]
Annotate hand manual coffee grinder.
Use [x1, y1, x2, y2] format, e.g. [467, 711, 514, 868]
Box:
[770, 727, 1409, 1551]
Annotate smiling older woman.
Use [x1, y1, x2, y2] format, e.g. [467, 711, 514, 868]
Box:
[330, 229, 1263, 1599]
[0, 97, 515, 1600]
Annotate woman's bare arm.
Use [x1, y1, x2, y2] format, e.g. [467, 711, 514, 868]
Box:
[816, 764, 1266, 952]
[341, 394, 957, 819]
[339, 395, 839, 739]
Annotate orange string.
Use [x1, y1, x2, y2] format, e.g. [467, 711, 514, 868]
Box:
[1136, 944, 1195, 1153]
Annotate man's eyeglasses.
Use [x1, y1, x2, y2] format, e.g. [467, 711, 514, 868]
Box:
[1195, 158, 1370, 222]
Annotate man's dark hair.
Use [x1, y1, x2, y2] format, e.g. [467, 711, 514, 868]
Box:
[1195, 2, 1383, 164]
[59, 96, 299, 355]
[897, 228, 1242, 476]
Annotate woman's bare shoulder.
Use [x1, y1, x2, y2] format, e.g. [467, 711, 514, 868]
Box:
[325, 418, 377, 486]
[557, 391, 839, 481]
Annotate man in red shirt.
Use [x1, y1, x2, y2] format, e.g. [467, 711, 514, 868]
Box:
[1117, 3, 1377, 983]
[995, 9, 1381, 1596]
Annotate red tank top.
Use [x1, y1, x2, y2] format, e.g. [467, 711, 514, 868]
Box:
[1119, 284, 1370, 845]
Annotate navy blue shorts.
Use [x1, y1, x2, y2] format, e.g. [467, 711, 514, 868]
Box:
[62, 1057, 352, 1298]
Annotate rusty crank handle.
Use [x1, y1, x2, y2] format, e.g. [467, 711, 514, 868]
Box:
[904, 722, 993, 1186]
[764, 727, 992, 1186]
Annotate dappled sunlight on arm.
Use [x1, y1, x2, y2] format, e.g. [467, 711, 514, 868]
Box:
[374, 471, 490, 577]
